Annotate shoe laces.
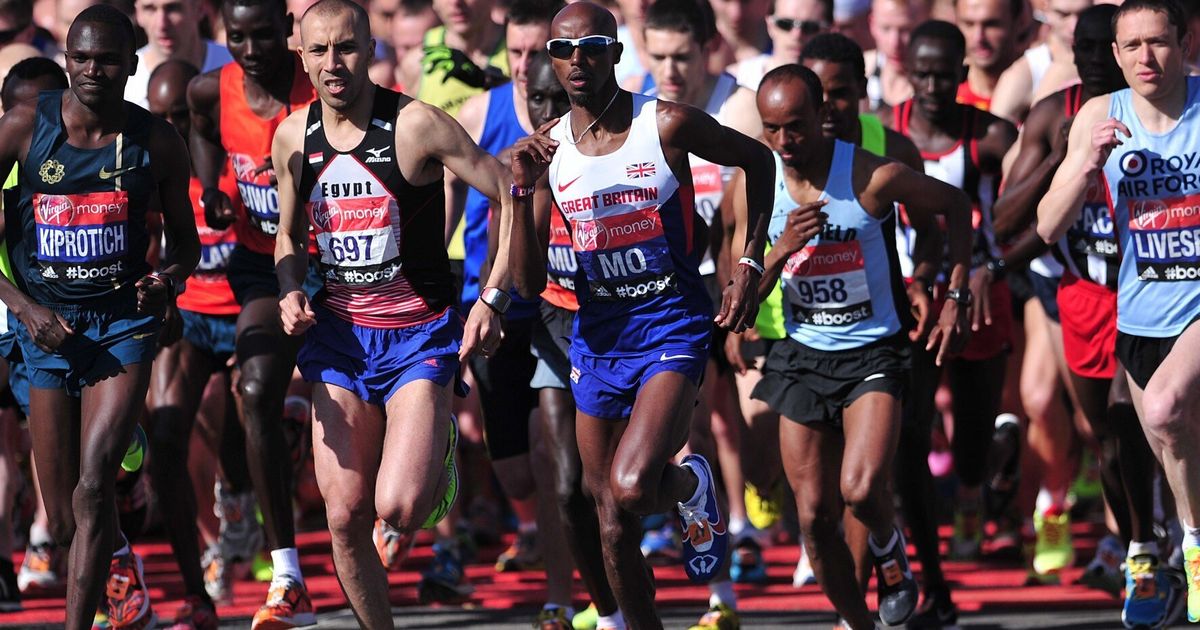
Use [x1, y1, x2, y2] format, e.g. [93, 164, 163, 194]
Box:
[679, 503, 711, 536]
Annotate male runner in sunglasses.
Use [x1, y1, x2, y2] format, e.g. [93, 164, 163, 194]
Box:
[508, 3, 776, 628]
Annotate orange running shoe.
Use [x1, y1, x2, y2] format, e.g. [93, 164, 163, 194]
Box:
[251, 577, 316, 630]
[105, 552, 154, 629]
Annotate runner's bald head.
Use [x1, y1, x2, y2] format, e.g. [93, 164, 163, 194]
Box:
[148, 59, 199, 107]
[68, 4, 137, 56]
[551, 1, 618, 39]
[301, 0, 371, 42]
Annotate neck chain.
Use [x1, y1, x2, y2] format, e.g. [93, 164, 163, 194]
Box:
[565, 89, 621, 145]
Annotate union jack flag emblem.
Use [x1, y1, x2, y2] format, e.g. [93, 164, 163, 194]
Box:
[626, 162, 656, 179]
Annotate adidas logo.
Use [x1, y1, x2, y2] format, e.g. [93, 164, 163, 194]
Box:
[41, 267, 57, 279]
[1140, 267, 1159, 281]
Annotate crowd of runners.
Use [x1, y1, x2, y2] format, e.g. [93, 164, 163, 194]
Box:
[0, 0, 1195, 628]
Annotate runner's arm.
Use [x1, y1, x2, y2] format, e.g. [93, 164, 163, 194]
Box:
[509, 119, 559, 299]
[1037, 95, 1119, 243]
[186, 71, 235, 228]
[873, 161, 972, 291]
[150, 118, 202, 288]
[993, 97, 1064, 241]
[271, 112, 310, 296]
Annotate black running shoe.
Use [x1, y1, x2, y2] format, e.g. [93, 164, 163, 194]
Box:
[906, 587, 959, 629]
[873, 527, 919, 626]
[0, 558, 20, 612]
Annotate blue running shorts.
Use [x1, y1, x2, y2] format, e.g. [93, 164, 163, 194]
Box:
[298, 305, 464, 406]
[180, 309, 237, 362]
[569, 345, 707, 420]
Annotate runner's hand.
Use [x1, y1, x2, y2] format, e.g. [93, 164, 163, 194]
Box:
[18, 304, 72, 352]
[775, 200, 828, 255]
[1086, 117, 1130, 171]
[136, 273, 171, 317]
[724, 328, 749, 375]
[460, 300, 501, 361]
[253, 156, 277, 188]
[158, 302, 183, 348]
[279, 290, 316, 336]
[968, 267, 994, 331]
[906, 280, 934, 342]
[201, 187, 236, 230]
[511, 119, 560, 188]
[927, 299, 970, 366]
[715, 264, 759, 333]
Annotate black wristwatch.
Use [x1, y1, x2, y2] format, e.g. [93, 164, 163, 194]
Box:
[986, 258, 1007, 281]
[945, 288, 972, 306]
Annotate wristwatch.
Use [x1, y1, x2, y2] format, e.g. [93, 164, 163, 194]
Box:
[480, 286, 511, 314]
[945, 288, 972, 306]
[149, 271, 185, 297]
[985, 258, 1007, 281]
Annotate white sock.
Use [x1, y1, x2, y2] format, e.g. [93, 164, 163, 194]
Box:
[868, 528, 899, 556]
[29, 522, 52, 547]
[708, 580, 736, 608]
[681, 462, 707, 507]
[1128, 540, 1160, 558]
[597, 611, 626, 629]
[995, 413, 1019, 430]
[728, 517, 747, 539]
[1183, 522, 1200, 549]
[271, 547, 303, 584]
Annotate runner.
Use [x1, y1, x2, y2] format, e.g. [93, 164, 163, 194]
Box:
[862, 0, 926, 111]
[1038, 0, 1200, 623]
[990, 0, 1093, 124]
[187, 0, 318, 624]
[399, 0, 507, 114]
[745, 63, 971, 630]
[996, 6, 1175, 625]
[145, 58, 235, 629]
[730, 0, 830, 90]
[507, 3, 776, 627]
[126, 0, 232, 106]
[273, 0, 510, 626]
[954, 0, 1023, 110]
[0, 6, 199, 628]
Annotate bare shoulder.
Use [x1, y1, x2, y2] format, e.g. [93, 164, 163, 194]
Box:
[1075, 93, 1113, 124]
[187, 68, 221, 110]
[273, 107, 310, 151]
[656, 97, 712, 141]
[455, 89, 490, 140]
[883, 128, 923, 172]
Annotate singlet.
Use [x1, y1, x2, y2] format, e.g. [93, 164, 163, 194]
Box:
[1054, 84, 1119, 289]
[219, 56, 316, 255]
[177, 173, 239, 315]
[755, 114, 887, 340]
[299, 87, 454, 329]
[1025, 43, 1052, 95]
[895, 101, 1001, 280]
[647, 73, 739, 276]
[543, 205, 580, 311]
[733, 54, 770, 91]
[1104, 77, 1200, 338]
[548, 93, 710, 355]
[866, 50, 885, 111]
[10, 91, 156, 305]
[769, 141, 906, 351]
[460, 82, 537, 318]
[417, 26, 509, 117]
[957, 80, 991, 111]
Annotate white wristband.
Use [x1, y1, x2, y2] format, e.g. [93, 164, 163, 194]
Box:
[738, 257, 765, 276]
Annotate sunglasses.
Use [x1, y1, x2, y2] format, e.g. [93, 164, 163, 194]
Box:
[770, 18, 827, 35]
[546, 35, 617, 60]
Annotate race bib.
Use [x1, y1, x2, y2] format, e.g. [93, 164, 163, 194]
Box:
[1127, 194, 1200, 282]
[571, 206, 677, 301]
[231, 153, 280, 236]
[782, 240, 873, 326]
[309, 196, 401, 286]
[34, 191, 130, 282]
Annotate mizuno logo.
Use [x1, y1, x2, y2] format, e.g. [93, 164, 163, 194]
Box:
[365, 147, 391, 163]
[557, 175, 582, 193]
[98, 165, 138, 180]
[660, 353, 693, 361]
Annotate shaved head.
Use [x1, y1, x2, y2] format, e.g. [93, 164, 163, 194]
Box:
[147, 59, 198, 136]
[551, 1, 618, 38]
[300, 0, 371, 41]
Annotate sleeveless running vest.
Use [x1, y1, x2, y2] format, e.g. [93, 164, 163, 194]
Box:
[219, 57, 315, 255]
[178, 174, 239, 315]
[957, 80, 991, 111]
[1055, 84, 1120, 289]
[299, 87, 453, 329]
[11, 91, 154, 304]
[1104, 77, 1200, 337]
[548, 93, 710, 354]
[543, 205, 580, 311]
[417, 26, 509, 117]
[895, 101, 1000, 279]
[755, 114, 888, 341]
[769, 141, 906, 351]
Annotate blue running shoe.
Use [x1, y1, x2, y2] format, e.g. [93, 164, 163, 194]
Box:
[730, 538, 767, 584]
[677, 454, 727, 583]
[1122, 554, 1176, 629]
[640, 523, 679, 560]
[418, 543, 474, 604]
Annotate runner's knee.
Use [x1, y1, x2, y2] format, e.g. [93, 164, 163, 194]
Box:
[325, 499, 374, 541]
[71, 475, 109, 524]
[611, 465, 653, 514]
[1139, 384, 1189, 446]
[840, 467, 886, 514]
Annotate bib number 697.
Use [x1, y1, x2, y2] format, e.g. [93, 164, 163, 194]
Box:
[328, 234, 374, 263]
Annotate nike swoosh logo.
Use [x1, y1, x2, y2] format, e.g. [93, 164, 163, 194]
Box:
[132, 332, 155, 340]
[660, 353, 693, 361]
[98, 165, 139, 180]
[864, 373, 886, 382]
[557, 175, 582, 193]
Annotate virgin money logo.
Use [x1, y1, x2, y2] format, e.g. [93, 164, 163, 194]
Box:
[36, 195, 74, 226]
[1120, 150, 1148, 177]
[1131, 198, 1170, 231]
[309, 201, 341, 231]
[574, 219, 607, 251]
[231, 153, 268, 182]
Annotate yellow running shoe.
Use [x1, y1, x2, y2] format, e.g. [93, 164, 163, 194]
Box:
[1185, 545, 1200, 623]
[744, 482, 781, 531]
[571, 603, 598, 630]
[1032, 508, 1074, 577]
[688, 604, 740, 630]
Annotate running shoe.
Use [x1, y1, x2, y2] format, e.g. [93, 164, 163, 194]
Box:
[984, 414, 1020, 518]
[166, 595, 218, 630]
[949, 507, 983, 561]
[121, 424, 148, 473]
[92, 610, 110, 630]
[871, 527, 919, 626]
[496, 529, 542, 572]
[17, 542, 61, 591]
[418, 543, 475, 604]
[793, 541, 817, 587]
[1185, 545, 1200, 623]
[640, 522, 680, 561]
[0, 558, 20, 611]
[373, 518, 416, 570]
[535, 607, 573, 629]
[423, 414, 459, 530]
[905, 587, 959, 630]
[730, 538, 767, 584]
[201, 545, 232, 605]
[1032, 507, 1074, 577]
[687, 603, 740, 629]
[572, 603, 598, 630]
[105, 552, 154, 629]
[214, 482, 263, 563]
[744, 481, 782, 531]
[251, 577, 316, 630]
[1122, 554, 1178, 629]
[677, 454, 728, 583]
[1079, 534, 1125, 596]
